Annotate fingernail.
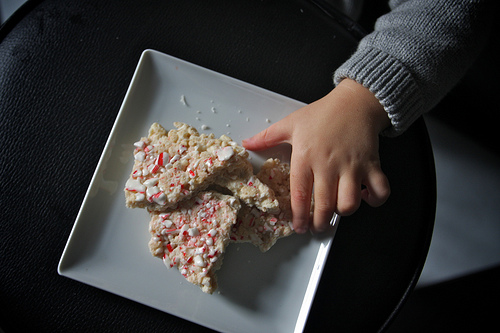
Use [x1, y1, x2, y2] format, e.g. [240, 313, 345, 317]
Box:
[243, 136, 255, 142]
[312, 227, 326, 234]
[294, 226, 308, 234]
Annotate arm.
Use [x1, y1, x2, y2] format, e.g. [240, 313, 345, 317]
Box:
[336, 0, 492, 136]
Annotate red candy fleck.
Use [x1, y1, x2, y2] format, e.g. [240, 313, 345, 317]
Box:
[166, 244, 173, 252]
[150, 164, 159, 173]
[157, 152, 165, 166]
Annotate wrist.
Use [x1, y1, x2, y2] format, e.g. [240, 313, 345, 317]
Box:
[335, 78, 391, 134]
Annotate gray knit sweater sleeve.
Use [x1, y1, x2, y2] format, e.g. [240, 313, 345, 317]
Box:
[334, 0, 492, 136]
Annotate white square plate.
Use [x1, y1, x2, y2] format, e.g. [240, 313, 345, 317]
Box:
[58, 49, 339, 333]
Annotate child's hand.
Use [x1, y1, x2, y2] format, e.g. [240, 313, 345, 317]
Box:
[242, 79, 391, 233]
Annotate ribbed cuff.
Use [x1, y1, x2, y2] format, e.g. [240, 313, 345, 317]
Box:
[334, 46, 424, 137]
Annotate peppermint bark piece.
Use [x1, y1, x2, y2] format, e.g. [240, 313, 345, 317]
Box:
[124, 122, 278, 212]
[148, 191, 241, 294]
[215, 167, 279, 214]
[231, 158, 295, 252]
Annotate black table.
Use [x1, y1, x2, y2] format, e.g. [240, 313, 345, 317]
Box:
[0, 1, 435, 332]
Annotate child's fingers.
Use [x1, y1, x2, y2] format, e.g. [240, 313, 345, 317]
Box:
[361, 169, 391, 207]
[311, 173, 338, 232]
[242, 119, 291, 151]
[289, 159, 314, 234]
[337, 172, 362, 216]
